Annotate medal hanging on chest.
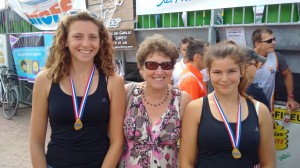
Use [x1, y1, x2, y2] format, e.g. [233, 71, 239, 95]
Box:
[212, 92, 242, 159]
[70, 65, 95, 131]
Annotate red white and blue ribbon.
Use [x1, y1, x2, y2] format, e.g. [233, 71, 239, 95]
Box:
[212, 92, 242, 150]
[70, 65, 96, 121]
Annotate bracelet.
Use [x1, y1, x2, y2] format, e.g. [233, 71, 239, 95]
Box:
[288, 94, 294, 99]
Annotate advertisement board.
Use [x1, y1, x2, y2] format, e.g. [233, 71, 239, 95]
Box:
[88, 0, 137, 50]
[273, 105, 300, 168]
[9, 32, 54, 82]
[136, 0, 300, 15]
[0, 35, 8, 67]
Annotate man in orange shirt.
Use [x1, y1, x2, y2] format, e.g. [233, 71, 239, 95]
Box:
[177, 39, 208, 100]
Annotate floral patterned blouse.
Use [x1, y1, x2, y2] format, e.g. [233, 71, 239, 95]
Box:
[119, 86, 181, 168]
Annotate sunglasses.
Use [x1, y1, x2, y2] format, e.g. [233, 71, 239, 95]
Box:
[144, 61, 173, 70]
[248, 61, 259, 68]
[260, 37, 275, 44]
[66, 9, 99, 19]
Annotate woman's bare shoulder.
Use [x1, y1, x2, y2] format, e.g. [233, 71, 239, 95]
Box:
[34, 69, 52, 90]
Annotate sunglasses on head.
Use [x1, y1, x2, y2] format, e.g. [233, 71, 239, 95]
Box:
[248, 61, 259, 68]
[66, 9, 99, 19]
[144, 61, 173, 70]
[260, 37, 275, 44]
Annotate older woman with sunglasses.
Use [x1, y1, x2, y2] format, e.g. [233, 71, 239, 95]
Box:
[29, 10, 125, 168]
[118, 34, 192, 167]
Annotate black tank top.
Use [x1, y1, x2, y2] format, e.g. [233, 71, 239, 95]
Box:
[196, 96, 260, 168]
[46, 71, 110, 168]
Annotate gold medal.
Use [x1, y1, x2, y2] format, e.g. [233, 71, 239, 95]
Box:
[232, 147, 242, 159]
[74, 119, 83, 130]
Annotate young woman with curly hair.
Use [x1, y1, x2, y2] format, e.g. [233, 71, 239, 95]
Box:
[29, 10, 125, 168]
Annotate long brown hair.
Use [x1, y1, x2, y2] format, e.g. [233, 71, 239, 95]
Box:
[205, 40, 251, 99]
[46, 11, 114, 83]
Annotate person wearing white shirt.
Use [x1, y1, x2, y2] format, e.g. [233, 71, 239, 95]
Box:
[172, 37, 193, 86]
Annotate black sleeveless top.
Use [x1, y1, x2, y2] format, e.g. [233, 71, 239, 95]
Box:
[46, 71, 110, 168]
[196, 96, 260, 168]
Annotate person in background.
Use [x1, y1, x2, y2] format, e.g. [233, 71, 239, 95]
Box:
[177, 39, 208, 100]
[241, 46, 270, 111]
[119, 34, 192, 167]
[29, 10, 125, 168]
[109, 34, 124, 77]
[172, 36, 194, 86]
[252, 27, 299, 111]
[180, 41, 275, 168]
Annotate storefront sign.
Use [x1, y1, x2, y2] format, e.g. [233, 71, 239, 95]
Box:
[88, 0, 137, 50]
[110, 30, 137, 50]
[137, 0, 300, 15]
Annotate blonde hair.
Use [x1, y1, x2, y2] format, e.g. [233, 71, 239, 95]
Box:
[46, 11, 114, 83]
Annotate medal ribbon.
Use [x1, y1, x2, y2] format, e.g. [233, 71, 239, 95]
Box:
[70, 65, 96, 121]
[212, 92, 242, 149]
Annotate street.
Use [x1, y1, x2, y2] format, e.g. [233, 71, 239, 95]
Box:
[0, 105, 50, 168]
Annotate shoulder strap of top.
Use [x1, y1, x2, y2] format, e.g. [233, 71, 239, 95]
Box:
[126, 82, 138, 104]
[200, 96, 208, 120]
[172, 87, 182, 119]
[255, 101, 260, 116]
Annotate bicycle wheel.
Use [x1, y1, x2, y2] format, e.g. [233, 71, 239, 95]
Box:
[3, 87, 19, 119]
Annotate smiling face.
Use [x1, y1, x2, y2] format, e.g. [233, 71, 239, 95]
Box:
[139, 52, 172, 90]
[209, 57, 242, 95]
[65, 20, 100, 64]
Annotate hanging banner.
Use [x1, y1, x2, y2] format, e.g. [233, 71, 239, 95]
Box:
[7, 0, 86, 30]
[0, 35, 8, 67]
[273, 104, 300, 168]
[136, 0, 300, 15]
[87, 0, 137, 50]
[9, 32, 54, 82]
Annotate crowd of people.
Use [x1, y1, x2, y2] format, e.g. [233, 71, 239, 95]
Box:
[29, 9, 299, 168]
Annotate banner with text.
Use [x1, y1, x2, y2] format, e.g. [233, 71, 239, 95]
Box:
[137, 0, 300, 15]
[110, 30, 137, 50]
[7, 0, 86, 30]
[9, 32, 54, 82]
[88, 0, 137, 50]
[273, 105, 300, 168]
[0, 35, 9, 67]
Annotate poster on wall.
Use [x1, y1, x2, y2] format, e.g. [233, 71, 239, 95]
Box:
[87, 0, 137, 50]
[0, 35, 8, 67]
[7, 0, 86, 30]
[226, 27, 247, 46]
[9, 32, 54, 82]
[273, 105, 300, 168]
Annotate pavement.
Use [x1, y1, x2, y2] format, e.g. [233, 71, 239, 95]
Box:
[0, 104, 50, 168]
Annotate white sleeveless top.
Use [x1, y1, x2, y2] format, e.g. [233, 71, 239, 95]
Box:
[254, 52, 277, 110]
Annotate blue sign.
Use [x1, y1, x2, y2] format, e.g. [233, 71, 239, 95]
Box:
[9, 32, 54, 82]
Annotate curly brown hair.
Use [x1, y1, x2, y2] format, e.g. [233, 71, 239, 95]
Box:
[46, 11, 114, 83]
[136, 34, 179, 68]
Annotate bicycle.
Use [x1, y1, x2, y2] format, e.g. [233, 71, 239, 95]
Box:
[0, 66, 19, 119]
